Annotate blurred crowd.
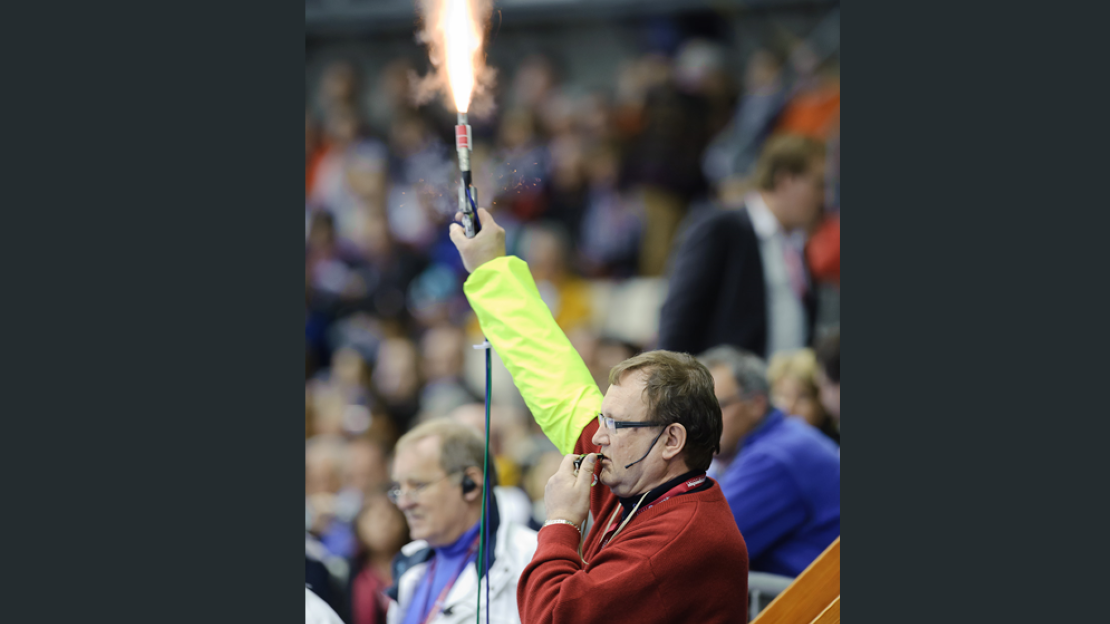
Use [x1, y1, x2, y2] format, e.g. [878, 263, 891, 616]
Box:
[306, 26, 840, 624]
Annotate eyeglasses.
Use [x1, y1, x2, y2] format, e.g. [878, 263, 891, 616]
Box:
[387, 471, 459, 504]
[597, 413, 661, 433]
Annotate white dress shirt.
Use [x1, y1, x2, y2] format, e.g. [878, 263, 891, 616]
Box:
[745, 192, 808, 358]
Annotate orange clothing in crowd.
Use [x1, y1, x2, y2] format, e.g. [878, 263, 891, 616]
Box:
[306, 142, 330, 199]
[776, 82, 841, 140]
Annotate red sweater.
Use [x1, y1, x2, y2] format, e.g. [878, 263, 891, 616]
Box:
[517, 419, 749, 624]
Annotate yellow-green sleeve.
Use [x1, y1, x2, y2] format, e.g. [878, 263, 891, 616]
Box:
[463, 256, 603, 454]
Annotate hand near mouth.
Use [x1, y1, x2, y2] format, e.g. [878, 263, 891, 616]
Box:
[545, 453, 601, 528]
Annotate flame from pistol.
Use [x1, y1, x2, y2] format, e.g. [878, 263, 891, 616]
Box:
[414, 0, 492, 114]
[443, 0, 481, 113]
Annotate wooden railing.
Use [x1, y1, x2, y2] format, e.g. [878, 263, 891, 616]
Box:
[751, 538, 840, 624]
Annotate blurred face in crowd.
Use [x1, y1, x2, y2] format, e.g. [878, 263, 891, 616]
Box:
[776, 156, 826, 232]
[308, 214, 335, 251]
[311, 389, 347, 436]
[498, 108, 536, 150]
[523, 228, 567, 283]
[325, 105, 359, 147]
[711, 365, 766, 458]
[772, 374, 826, 428]
[744, 49, 782, 93]
[347, 438, 390, 495]
[331, 347, 367, 388]
[586, 145, 619, 188]
[357, 494, 410, 558]
[591, 370, 669, 498]
[389, 114, 428, 157]
[373, 338, 420, 403]
[390, 436, 477, 547]
[306, 450, 343, 496]
[421, 326, 465, 382]
[320, 61, 357, 106]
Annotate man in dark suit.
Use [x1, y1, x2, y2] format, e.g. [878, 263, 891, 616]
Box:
[657, 135, 826, 360]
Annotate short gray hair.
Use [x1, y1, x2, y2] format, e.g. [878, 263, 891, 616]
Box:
[395, 418, 498, 485]
[698, 345, 770, 400]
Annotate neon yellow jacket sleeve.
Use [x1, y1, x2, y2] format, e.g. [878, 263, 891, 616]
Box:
[463, 256, 602, 454]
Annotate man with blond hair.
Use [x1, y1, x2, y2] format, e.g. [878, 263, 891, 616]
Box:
[659, 134, 827, 360]
[386, 418, 536, 624]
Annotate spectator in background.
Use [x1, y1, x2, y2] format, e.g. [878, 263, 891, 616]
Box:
[307, 585, 346, 624]
[702, 47, 789, 185]
[306, 210, 365, 306]
[366, 58, 418, 136]
[307, 435, 360, 559]
[619, 52, 713, 276]
[672, 38, 736, 141]
[578, 141, 642, 278]
[308, 533, 346, 620]
[386, 419, 537, 624]
[542, 104, 588, 251]
[814, 329, 840, 427]
[346, 207, 427, 328]
[372, 337, 423, 432]
[417, 325, 476, 422]
[449, 403, 537, 530]
[517, 222, 592, 334]
[593, 336, 640, 388]
[699, 345, 840, 577]
[348, 493, 410, 624]
[385, 110, 453, 251]
[520, 449, 564, 527]
[657, 135, 825, 360]
[490, 108, 550, 222]
[776, 52, 840, 141]
[316, 59, 361, 117]
[309, 104, 386, 227]
[768, 348, 840, 445]
[347, 433, 395, 501]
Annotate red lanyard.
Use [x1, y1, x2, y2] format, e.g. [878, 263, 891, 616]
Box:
[601, 474, 707, 547]
[419, 536, 480, 624]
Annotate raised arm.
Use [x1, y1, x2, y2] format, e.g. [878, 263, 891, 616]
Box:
[451, 209, 601, 454]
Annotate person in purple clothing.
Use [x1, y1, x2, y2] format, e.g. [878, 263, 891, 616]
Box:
[385, 419, 537, 624]
[699, 345, 840, 577]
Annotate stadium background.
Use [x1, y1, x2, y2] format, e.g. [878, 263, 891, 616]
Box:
[305, 1, 840, 621]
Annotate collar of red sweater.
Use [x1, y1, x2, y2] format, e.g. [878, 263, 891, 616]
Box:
[614, 470, 710, 522]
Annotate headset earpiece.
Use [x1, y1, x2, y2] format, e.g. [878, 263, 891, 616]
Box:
[461, 474, 477, 494]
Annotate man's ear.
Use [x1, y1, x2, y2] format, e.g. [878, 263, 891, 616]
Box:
[461, 466, 483, 503]
[660, 423, 688, 461]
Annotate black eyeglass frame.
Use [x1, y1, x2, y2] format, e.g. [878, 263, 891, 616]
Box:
[597, 413, 663, 432]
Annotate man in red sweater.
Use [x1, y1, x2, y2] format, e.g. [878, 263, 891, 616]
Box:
[449, 208, 749, 624]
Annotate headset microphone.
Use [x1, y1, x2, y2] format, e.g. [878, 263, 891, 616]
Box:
[624, 427, 668, 469]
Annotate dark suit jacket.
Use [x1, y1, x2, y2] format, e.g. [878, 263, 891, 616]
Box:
[657, 206, 816, 359]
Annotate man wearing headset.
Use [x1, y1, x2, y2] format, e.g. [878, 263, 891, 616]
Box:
[386, 418, 538, 624]
[449, 209, 749, 623]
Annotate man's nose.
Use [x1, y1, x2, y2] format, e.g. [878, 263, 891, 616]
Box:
[591, 426, 608, 447]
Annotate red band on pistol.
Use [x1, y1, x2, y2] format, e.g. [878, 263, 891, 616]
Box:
[455, 125, 470, 150]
